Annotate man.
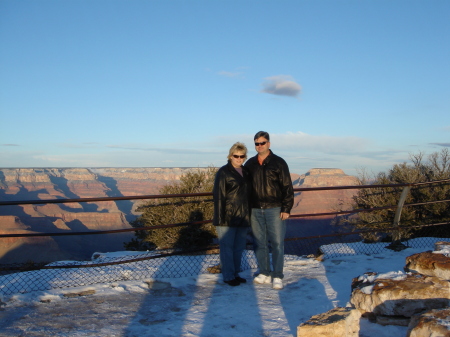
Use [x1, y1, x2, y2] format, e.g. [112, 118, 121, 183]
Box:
[245, 131, 294, 290]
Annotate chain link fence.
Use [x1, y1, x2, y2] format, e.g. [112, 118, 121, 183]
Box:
[284, 221, 450, 258]
[1, 220, 448, 296]
[1, 180, 449, 297]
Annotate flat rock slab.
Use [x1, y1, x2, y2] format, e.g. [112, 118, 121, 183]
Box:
[405, 251, 450, 280]
[351, 272, 450, 317]
[297, 307, 361, 337]
[407, 308, 450, 337]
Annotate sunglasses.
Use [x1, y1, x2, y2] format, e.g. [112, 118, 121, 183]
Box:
[232, 155, 246, 159]
[254, 141, 267, 146]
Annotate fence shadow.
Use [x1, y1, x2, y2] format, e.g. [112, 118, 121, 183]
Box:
[120, 209, 264, 336]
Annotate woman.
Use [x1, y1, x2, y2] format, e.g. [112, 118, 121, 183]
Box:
[213, 142, 252, 286]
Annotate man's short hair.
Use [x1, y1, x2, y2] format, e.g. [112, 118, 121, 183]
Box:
[227, 142, 248, 161]
[254, 131, 270, 141]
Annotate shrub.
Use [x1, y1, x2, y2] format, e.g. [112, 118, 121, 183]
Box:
[124, 166, 218, 251]
[346, 149, 450, 242]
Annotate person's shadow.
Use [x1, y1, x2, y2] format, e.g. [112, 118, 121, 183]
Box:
[269, 219, 343, 335]
[278, 271, 336, 335]
[122, 210, 264, 336]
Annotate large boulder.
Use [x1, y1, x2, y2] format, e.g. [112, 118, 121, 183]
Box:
[435, 241, 450, 253]
[351, 272, 450, 317]
[297, 307, 361, 337]
[405, 251, 450, 280]
[407, 308, 450, 337]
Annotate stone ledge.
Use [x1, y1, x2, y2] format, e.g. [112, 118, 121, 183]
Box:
[407, 308, 450, 337]
[297, 307, 361, 337]
[405, 251, 450, 280]
[350, 272, 450, 317]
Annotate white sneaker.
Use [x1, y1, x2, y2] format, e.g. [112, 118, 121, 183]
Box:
[253, 274, 271, 284]
[272, 278, 283, 290]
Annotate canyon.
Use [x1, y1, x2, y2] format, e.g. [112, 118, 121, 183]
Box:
[0, 167, 359, 264]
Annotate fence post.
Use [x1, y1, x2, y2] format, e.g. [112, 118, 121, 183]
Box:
[386, 185, 411, 251]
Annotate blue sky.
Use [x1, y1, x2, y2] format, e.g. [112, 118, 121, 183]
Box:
[1, 0, 449, 176]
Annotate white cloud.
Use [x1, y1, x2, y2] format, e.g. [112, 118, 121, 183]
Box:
[261, 75, 301, 97]
[106, 144, 217, 155]
[210, 131, 395, 175]
[213, 131, 371, 156]
[430, 142, 450, 147]
[59, 143, 101, 149]
[272, 131, 369, 154]
[32, 155, 89, 164]
[218, 71, 243, 78]
[0, 132, 418, 176]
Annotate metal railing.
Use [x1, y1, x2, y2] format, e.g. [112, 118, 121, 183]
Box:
[0, 179, 449, 295]
[1, 180, 448, 236]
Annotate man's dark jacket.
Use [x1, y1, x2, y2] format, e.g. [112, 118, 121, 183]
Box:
[213, 161, 252, 227]
[245, 150, 294, 214]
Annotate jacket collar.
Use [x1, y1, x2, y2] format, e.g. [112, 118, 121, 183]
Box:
[258, 149, 273, 164]
[227, 160, 246, 176]
[227, 160, 242, 170]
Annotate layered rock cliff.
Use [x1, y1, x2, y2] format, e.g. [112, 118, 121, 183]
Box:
[292, 168, 359, 215]
[0, 167, 360, 264]
[0, 168, 209, 263]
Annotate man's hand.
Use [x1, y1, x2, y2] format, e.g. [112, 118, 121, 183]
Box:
[280, 212, 290, 220]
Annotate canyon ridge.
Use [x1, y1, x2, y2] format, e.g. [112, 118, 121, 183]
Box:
[0, 167, 359, 264]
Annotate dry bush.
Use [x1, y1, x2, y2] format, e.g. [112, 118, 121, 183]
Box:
[345, 149, 450, 242]
[125, 166, 218, 251]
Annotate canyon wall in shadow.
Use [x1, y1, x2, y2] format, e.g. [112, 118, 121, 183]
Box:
[0, 167, 359, 264]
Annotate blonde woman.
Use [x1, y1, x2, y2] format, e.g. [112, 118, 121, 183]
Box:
[213, 142, 252, 286]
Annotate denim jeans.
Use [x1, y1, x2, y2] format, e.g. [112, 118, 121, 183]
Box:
[251, 207, 286, 279]
[215, 226, 249, 282]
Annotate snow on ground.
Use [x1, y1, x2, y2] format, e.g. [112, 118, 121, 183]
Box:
[0, 239, 443, 337]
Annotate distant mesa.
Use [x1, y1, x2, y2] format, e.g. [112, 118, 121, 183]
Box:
[291, 168, 359, 215]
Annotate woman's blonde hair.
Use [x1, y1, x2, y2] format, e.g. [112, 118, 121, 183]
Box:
[227, 142, 248, 161]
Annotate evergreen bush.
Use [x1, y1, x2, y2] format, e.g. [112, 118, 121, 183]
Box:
[125, 166, 218, 251]
[345, 149, 450, 241]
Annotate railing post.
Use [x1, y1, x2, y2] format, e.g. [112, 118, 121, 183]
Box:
[386, 185, 411, 251]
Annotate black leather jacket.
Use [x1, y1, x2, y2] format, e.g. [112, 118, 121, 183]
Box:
[245, 150, 294, 213]
[213, 161, 251, 227]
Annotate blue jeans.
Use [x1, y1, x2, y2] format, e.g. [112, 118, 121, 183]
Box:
[216, 226, 249, 282]
[251, 207, 286, 279]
